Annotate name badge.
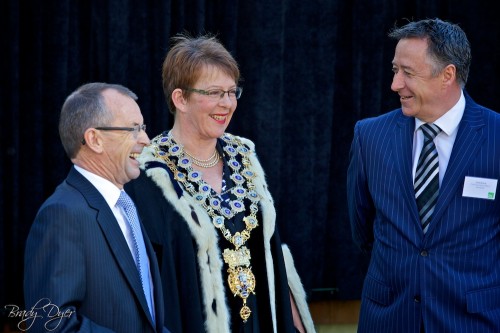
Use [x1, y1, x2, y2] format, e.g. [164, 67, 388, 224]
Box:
[462, 176, 497, 200]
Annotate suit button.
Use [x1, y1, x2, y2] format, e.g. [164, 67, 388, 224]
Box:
[414, 296, 421, 303]
[420, 250, 428, 257]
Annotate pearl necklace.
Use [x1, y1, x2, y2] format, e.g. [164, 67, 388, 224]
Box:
[183, 148, 220, 168]
[150, 131, 260, 322]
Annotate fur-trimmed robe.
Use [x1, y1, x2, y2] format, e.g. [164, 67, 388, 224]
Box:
[125, 133, 315, 333]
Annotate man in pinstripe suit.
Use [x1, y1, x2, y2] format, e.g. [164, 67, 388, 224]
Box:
[24, 83, 170, 332]
[348, 18, 500, 332]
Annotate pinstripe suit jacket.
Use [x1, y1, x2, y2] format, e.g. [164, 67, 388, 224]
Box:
[347, 92, 500, 332]
[24, 166, 169, 333]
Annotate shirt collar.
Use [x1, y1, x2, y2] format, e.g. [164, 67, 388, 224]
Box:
[74, 165, 122, 207]
[415, 90, 465, 136]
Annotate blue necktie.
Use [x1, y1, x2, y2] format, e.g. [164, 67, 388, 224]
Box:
[117, 191, 155, 323]
[414, 123, 441, 233]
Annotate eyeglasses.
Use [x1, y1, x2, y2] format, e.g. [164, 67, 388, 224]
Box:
[184, 87, 243, 100]
[81, 124, 147, 145]
[95, 124, 147, 135]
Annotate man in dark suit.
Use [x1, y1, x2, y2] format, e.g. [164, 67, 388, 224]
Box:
[348, 18, 500, 333]
[24, 83, 170, 332]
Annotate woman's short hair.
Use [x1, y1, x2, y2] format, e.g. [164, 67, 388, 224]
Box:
[162, 34, 240, 114]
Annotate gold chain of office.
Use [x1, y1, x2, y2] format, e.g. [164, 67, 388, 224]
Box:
[150, 131, 260, 322]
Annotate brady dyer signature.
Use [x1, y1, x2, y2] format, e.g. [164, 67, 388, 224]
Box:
[5, 298, 75, 331]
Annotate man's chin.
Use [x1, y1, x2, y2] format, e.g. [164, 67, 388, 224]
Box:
[401, 107, 416, 117]
[126, 168, 141, 182]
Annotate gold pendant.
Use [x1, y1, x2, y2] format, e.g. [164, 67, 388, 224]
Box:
[223, 247, 256, 321]
[227, 266, 256, 322]
[240, 301, 252, 322]
[227, 266, 256, 298]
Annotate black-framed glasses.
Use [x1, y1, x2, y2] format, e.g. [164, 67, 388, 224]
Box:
[184, 87, 243, 100]
[82, 124, 146, 145]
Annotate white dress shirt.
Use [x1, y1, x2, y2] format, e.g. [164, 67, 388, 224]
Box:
[412, 90, 465, 185]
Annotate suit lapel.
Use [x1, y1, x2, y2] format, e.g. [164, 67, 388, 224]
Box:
[67, 167, 156, 329]
[393, 113, 421, 228]
[426, 101, 486, 234]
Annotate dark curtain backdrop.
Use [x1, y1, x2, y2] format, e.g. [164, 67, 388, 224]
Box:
[2, 0, 500, 319]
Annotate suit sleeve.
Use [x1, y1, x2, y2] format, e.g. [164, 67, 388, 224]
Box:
[24, 203, 116, 333]
[347, 121, 375, 253]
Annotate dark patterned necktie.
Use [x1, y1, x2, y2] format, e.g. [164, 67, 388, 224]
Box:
[117, 190, 155, 323]
[414, 123, 441, 233]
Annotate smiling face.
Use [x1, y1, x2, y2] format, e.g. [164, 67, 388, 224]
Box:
[390, 38, 449, 122]
[98, 89, 150, 188]
[176, 65, 238, 141]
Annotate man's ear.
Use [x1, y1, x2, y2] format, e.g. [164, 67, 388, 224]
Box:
[82, 128, 104, 153]
[442, 64, 456, 86]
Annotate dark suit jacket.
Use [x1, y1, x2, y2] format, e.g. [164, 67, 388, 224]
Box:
[348, 92, 500, 333]
[24, 166, 169, 333]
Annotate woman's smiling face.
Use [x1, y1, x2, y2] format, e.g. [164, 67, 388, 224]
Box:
[182, 65, 238, 140]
